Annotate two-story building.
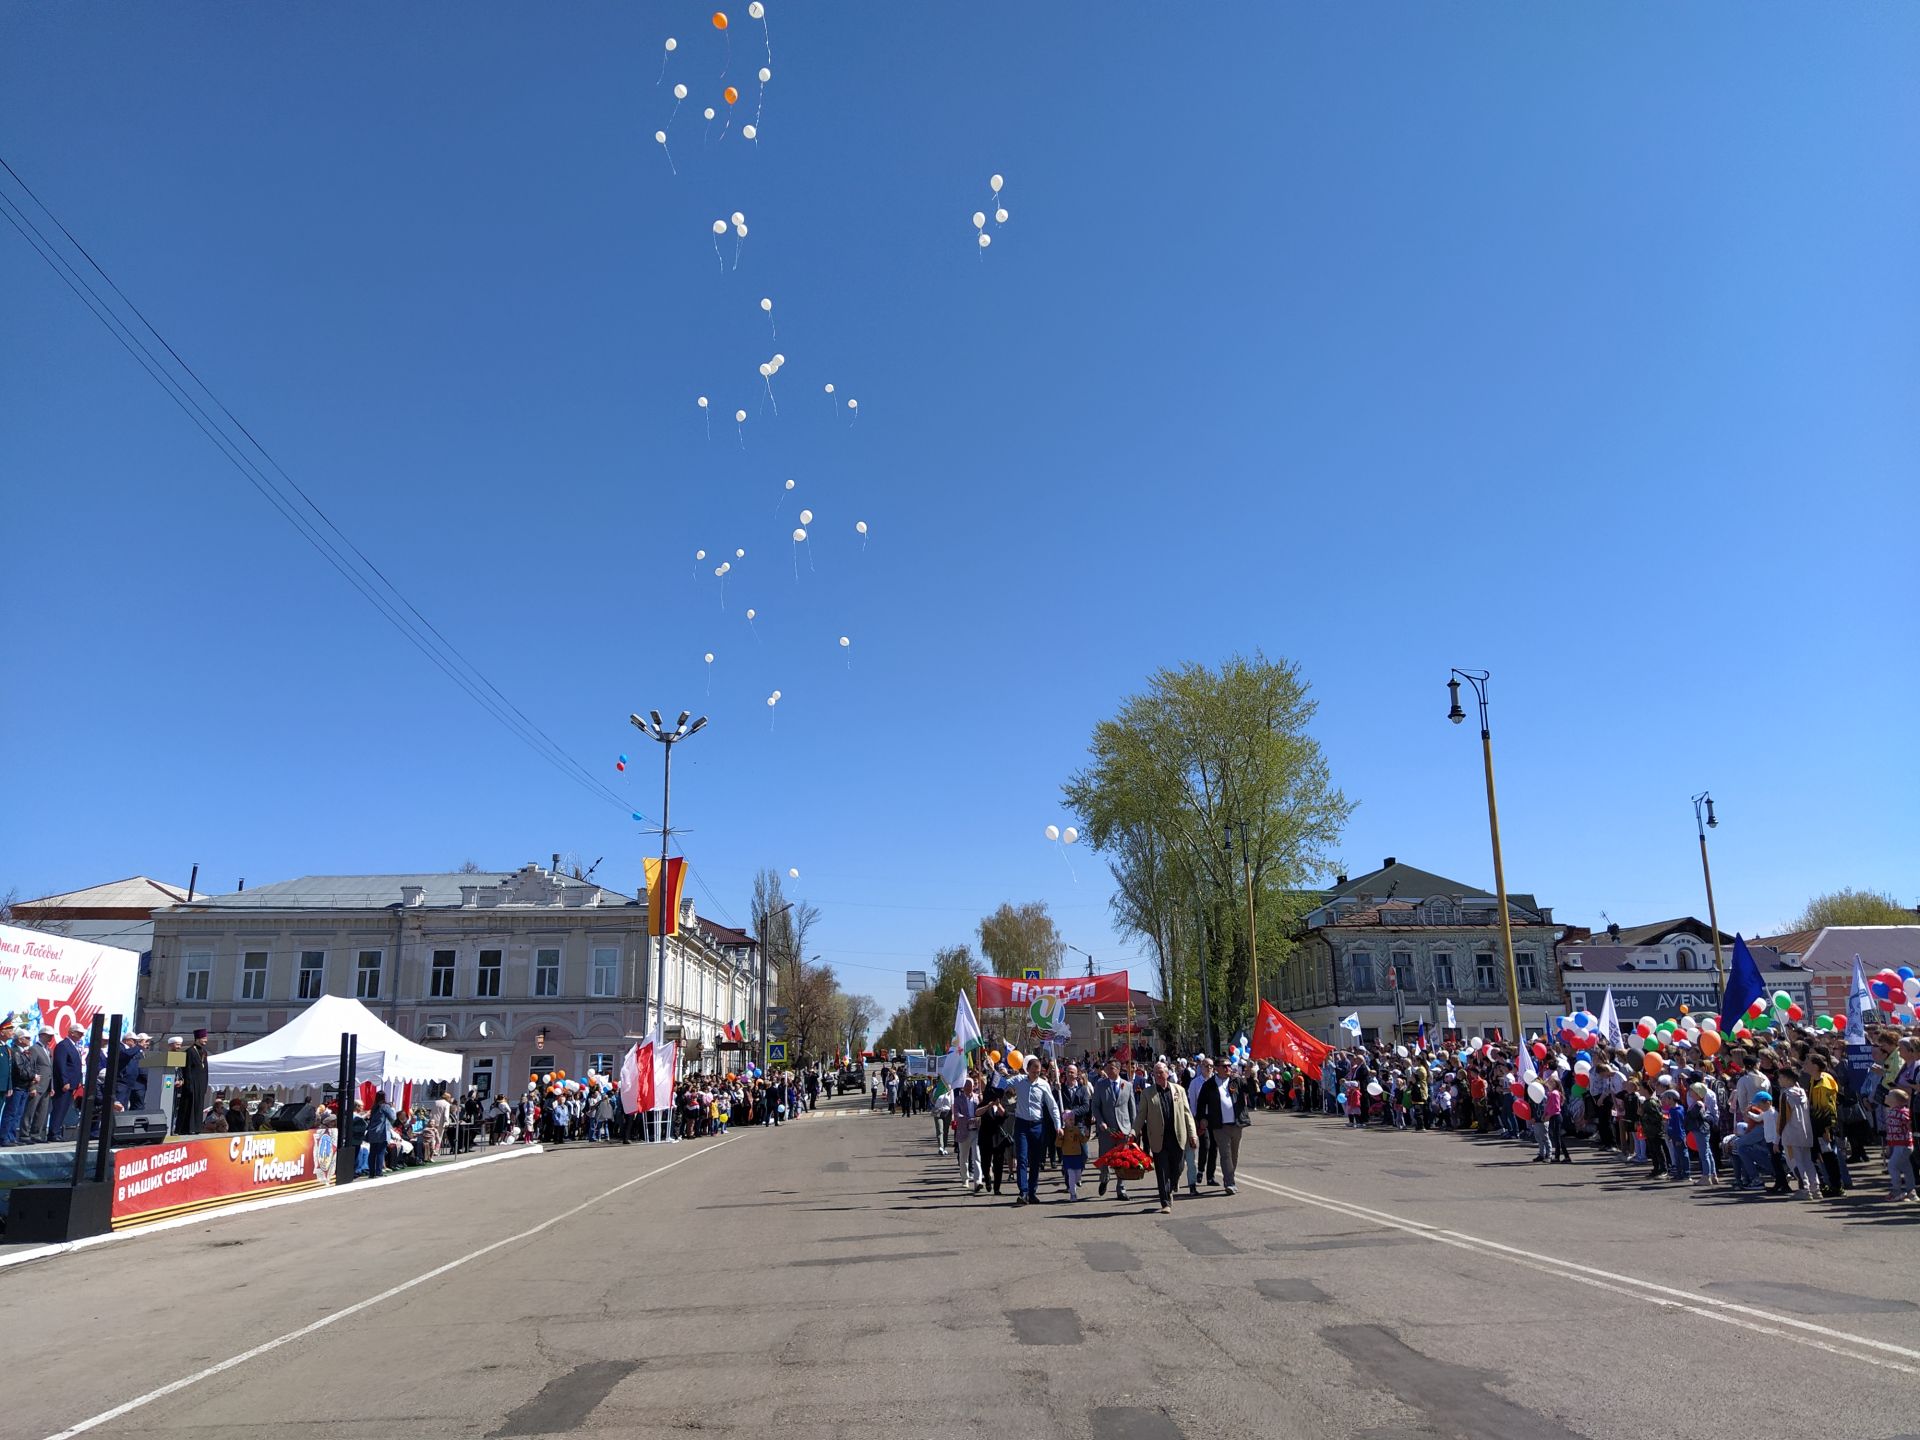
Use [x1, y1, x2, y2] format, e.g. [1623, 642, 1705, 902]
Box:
[144, 862, 761, 1097]
[1272, 858, 1562, 1044]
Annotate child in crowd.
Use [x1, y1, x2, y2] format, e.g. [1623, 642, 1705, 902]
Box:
[1885, 1088, 1913, 1202]
[1058, 1116, 1087, 1200]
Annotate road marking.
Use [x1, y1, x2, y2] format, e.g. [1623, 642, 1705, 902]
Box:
[1237, 1170, 1920, 1376]
[42, 1141, 729, 1440]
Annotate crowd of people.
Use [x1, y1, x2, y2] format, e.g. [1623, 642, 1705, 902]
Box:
[887, 1020, 1920, 1211]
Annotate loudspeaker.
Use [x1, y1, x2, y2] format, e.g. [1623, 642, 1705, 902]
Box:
[270, 1101, 317, 1131]
[112, 1113, 170, 1145]
[7, 1183, 114, 1242]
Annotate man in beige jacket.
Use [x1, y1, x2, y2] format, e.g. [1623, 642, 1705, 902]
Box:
[1138, 1060, 1197, 1213]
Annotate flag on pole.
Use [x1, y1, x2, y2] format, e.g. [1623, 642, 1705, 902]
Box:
[1845, 954, 1871, 1045]
[653, 1038, 678, 1110]
[621, 1039, 654, 1113]
[1251, 1000, 1334, 1068]
[1717, 934, 1765, 1032]
[1444, 998, 1458, 1031]
[643, 856, 689, 936]
[1597, 989, 1623, 1048]
[1339, 1012, 1362, 1038]
[1415, 1019, 1428, 1052]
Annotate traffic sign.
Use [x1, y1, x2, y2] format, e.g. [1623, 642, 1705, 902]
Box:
[765, 1040, 789, 1064]
[769, 1006, 790, 1019]
[769, 1020, 789, 1038]
[1021, 966, 1044, 982]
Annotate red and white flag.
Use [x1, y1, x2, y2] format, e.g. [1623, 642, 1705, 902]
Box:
[651, 1039, 678, 1110]
[621, 1039, 655, 1114]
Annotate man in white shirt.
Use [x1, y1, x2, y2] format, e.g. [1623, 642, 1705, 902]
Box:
[1007, 1057, 1061, 1206]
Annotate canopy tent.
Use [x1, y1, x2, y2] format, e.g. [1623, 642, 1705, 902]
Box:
[207, 994, 464, 1089]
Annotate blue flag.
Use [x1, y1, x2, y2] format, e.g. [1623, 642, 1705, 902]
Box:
[1718, 934, 1764, 1031]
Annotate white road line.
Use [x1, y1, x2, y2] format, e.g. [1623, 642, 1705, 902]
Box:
[42, 1140, 729, 1440]
[1237, 1170, 1920, 1376]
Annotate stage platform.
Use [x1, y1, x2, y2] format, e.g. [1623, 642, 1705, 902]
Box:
[0, 1141, 98, 1221]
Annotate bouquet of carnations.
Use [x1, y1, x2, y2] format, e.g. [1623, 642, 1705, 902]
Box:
[1091, 1137, 1151, 1180]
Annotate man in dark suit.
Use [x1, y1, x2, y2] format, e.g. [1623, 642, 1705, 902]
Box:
[1194, 1061, 1254, 1195]
[48, 1022, 86, 1142]
[1091, 1056, 1137, 1202]
[182, 1027, 211, 1133]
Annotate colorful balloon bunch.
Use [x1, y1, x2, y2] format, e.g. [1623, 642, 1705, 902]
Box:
[1869, 967, 1920, 1024]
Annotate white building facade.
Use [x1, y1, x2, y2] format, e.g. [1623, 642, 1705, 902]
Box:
[144, 864, 760, 1096]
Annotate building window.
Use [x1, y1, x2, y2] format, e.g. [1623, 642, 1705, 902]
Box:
[1432, 953, 1454, 990]
[534, 947, 561, 998]
[1676, 947, 1696, 971]
[240, 951, 268, 1002]
[470, 1059, 495, 1099]
[1475, 953, 1496, 991]
[430, 950, 457, 998]
[1389, 951, 1413, 991]
[588, 1051, 615, 1078]
[591, 946, 619, 999]
[356, 950, 383, 1000]
[1567, 992, 1588, 1014]
[477, 949, 502, 998]
[183, 951, 211, 1002]
[1516, 954, 1538, 991]
[1350, 952, 1374, 992]
[1427, 899, 1452, 923]
[298, 950, 325, 999]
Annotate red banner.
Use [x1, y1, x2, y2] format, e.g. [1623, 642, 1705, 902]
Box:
[1251, 1000, 1335, 1069]
[975, 972, 1130, 1009]
[111, 1130, 332, 1228]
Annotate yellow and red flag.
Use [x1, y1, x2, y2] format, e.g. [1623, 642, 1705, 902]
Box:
[643, 856, 689, 936]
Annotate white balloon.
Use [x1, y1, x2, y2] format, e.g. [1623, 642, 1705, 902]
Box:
[1045, 824, 1060, 841]
[704, 107, 716, 120]
[792, 527, 807, 541]
[798, 508, 813, 524]
[731, 211, 746, 225]
[654, 131, 667, 144]
[735, 223, 748, 237]
[674, 83, 688, 99]
[839, 636, 850, 647]
[704, 652, 714, 663]
[855, 520, 867, 534]
[665, 37, 678, 51]
[712, 219, 727, 235]
[847, 398, 858, 410]
[735, 548, 745, 558]
[784, 479, 795, 490]
[759, 67, 772, 83]
[714, 565, 726, 576]
[996, 207, 1009, 224]
[972, 211, 986, 229]
[788, 867, 799, 878]
[695, 549, 706, 560]
[735, 409, 747, 422]
[772, 690, 781, 699]
[1062, 826, 1079, 845]
[767, 696, 776, 707]
[742, 124, 757, 140]
[697, 395, 708, 407]
[772, 353, 785, 366]
[990, 173, 1004, 192]
[748, 1, 764, 17]
[760, 297, 773, 312]
[759, 363, 772, 377]
[746, 608, 756, 619]
[978, 234, 991, 249]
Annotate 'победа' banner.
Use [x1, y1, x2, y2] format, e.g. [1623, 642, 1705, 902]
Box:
[112, 1130, 334, 1228]
[975, 972, 1130, 1010]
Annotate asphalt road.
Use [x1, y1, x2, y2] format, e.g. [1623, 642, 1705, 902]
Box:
[9, 1095, 1919, 1440]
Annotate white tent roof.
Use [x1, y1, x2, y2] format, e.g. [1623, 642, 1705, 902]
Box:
[207, 995, 464, 1088]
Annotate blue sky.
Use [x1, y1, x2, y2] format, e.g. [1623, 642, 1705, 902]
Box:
[4, 3, 1916, 1018]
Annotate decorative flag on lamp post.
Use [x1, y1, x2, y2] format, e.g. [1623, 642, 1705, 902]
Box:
[643, 856, 689, 936]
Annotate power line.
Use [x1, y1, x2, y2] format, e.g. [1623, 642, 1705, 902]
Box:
[0, 156, 640, 822]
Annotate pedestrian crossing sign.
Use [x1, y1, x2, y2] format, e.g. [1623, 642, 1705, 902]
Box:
[1021, 966, 1044, 982]
[765, 1040, 789, 1064]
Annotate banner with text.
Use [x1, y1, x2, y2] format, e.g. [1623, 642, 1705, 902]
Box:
[0, 923, 139, 1041]
[975, 972, 1130, 1010]
[111, 1130, 333, 1228]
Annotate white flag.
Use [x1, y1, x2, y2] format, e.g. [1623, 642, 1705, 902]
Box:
[1444, 998, 1457, 1030]
[1845, 955, 1870, 1044]
[652, 1040, 678, 1110]
[1597, 989, 1623, 1048]
[951, 988, 983, 1059]
[1339, 1012, 1362, 1037]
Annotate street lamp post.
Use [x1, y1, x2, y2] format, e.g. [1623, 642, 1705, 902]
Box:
[1447, 670, 1523, 1048]
[1692, 792, 1725, 1001]
[756, 900, 794, 1072]
[1224, 822, 1259, 1019]
[630, 710, 708, 1043]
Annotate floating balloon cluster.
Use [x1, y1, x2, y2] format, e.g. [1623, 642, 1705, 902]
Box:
[971, 173, 1008, 252]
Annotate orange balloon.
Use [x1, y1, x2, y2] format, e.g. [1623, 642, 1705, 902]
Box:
[1007, 1049, 1024, 1069]
[1699, 1029, 1722, 1057]
[712, 11, 729, 29]
[723, 86, 739, 105]
[1643, 1052, 1664, 1077]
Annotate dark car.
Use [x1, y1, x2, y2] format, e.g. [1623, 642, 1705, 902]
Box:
[836, 1064, 866, 1095]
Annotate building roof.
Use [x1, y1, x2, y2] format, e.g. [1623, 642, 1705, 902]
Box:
[1795, 926, 1920, 974]
[1319, 859, 1543, 917]
[1559, 943, 1784, 976]
[172, 870, 633, 911]
[13, 876, 196, 917]
[1606, 917, 1733, 948]
[697, 918, 758, 949]
[1752, 929, 1820, 957]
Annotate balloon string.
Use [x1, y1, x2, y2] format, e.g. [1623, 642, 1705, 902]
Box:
[721, 30, 730, 79]
[720, 114, 732, 144]
[791, 544, 799, 584]
[662, 145, 676, 177]
[656, 53, 669, 86]
[713, 237, 724, 272]
[761, 17, 771, 63]
[807, 539, 814, 572]
[732, 233, 742, 268]
[704, 411, 711, 441]
[763, 376, 778, 415]
[668, 99, 682, 125]
[737, 422, 746, 450]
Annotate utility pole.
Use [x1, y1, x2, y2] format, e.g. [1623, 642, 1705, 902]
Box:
[1448, 670, 1523, 1048]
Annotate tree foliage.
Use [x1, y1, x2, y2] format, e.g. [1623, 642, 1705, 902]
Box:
[876, 945, 982, 1053]
[1786, 887, 1915, 932]
[1063, 653, 1350, 1050]
[978, 901, 1064, 979]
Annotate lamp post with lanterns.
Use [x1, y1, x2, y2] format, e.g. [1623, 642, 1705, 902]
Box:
[1447, 669, 1523, 1048]
[1692, 792, 1726, 1002]
[630, 710, 707, 1041]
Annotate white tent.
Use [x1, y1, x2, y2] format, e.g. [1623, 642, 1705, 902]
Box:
[207, 994, 464, 1089]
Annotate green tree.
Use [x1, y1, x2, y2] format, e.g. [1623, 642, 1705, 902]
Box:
[1786, 887, 1915, 931]
[1063, 653, 1350, 1048]
[876, 945, 982, 1053]
[978, 901, 1064, 979]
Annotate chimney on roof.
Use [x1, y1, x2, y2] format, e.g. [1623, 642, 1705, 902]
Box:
[552, 853, 562, 875]
[1383, 857, 1396, 869]
[1336, 874, 1347, 886]
[237, 877, 245, 892]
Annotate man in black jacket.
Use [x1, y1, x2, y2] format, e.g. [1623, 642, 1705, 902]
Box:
[1194, 1062, 1254, 1195]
